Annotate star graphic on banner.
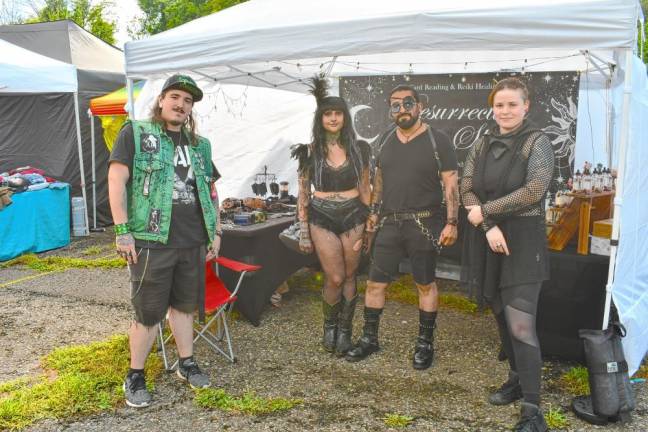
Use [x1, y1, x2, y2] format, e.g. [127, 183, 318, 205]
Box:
[544, 74, 552, 83]
[556, 175, 564, 184]
[366, 84, 373, 92]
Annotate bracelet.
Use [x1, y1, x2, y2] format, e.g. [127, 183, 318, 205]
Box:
[446, 217, 458, 226]
[369, 202, 381, 215]
[114, 223, 130, 236]
[215, 229, 223, 237]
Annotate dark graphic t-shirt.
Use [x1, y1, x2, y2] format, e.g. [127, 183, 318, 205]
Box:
[377, 127, 457, 213]
[109, 123, 220, 248]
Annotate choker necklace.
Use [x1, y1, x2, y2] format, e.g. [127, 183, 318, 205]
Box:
[325, 131, 341, 146]
[398, 122, 424, 143]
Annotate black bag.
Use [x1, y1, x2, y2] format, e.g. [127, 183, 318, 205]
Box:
[572, 322, 635, 425]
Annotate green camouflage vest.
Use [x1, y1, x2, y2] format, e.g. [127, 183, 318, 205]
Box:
[126, 120, 218, 245]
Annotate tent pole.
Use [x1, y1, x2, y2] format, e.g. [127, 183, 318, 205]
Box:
[602, 50, 633, 330]
[73, 92, 89, 236]
[89, 109, 97, 229]
[126, 78, 135, 120]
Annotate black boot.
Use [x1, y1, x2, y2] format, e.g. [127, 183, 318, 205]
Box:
[489, 370, 523, 405]
[322, 300, 341, 353]
[514, 402, 548, 432]
[345, 307, 382, 362]
[335, 295, 358, 357]
[412, 310, 436, 370]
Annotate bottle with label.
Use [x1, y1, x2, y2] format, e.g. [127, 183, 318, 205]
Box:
[582, 166, 592, 192]
[573, 169, 582, 191]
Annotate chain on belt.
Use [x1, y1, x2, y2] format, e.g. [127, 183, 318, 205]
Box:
[375, 212, 443, 253]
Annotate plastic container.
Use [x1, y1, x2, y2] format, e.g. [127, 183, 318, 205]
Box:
[71, 197, 88, 236]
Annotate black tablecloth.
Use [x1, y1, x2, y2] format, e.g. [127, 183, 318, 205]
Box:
[220, 216, 318, 326]
[537, 248, 609, 362]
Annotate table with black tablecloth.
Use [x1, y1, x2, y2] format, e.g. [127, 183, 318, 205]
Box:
[537, 247, 609, 362]
[219, 216, 318, 326]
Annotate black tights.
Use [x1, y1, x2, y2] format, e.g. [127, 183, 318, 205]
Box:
[491, 283, 542, 406]
[310, 223, 364, 304]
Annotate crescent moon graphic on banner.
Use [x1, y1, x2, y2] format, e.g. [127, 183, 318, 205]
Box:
[350, 104, 380, 144]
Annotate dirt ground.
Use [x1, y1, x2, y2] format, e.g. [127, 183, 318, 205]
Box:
[0, 232, 646, 431]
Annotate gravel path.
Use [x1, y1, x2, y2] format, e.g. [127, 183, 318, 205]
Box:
[0, 233, 645, 431]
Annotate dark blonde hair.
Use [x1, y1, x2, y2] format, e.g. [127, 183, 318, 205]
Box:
[488, 77, 529, 107]
[149, 89, 198, 145]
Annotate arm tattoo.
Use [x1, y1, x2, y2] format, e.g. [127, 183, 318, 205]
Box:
[297, 174, 310, 222]
[443, 170, 459, 219]
[370, 167, 383, 211]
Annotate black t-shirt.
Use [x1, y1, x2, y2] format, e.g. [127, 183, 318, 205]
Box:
[377, 127, 457, 213]
[109, 123, 221, 248]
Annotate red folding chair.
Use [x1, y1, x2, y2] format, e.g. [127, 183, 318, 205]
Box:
[158, 256, 261, 370]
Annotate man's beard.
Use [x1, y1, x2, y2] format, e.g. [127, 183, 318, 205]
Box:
[395, 113, 419, 129]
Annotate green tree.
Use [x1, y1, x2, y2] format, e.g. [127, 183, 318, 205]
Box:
[27, 0, 116, 45]
[129, 0, 246, 38]
[641, 0, 648, 64]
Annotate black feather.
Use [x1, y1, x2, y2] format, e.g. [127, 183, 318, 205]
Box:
[290, 143, 311, 175]
[308, 76, 329, 106]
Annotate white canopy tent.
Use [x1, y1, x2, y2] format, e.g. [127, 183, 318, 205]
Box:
[0, 40, 89, 235]
[124, 0, 648, 373]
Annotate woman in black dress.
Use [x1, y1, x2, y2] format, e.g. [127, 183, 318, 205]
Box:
[461, 77, 554, 432]
[292, 77, 371, 356]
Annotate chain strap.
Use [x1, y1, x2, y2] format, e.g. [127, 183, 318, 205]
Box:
[374, 214, 443, 253]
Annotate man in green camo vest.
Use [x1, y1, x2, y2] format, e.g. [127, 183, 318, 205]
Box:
[108, 75, 221, 408]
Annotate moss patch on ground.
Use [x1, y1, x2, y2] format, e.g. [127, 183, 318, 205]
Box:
[383, 413, 414, 427]
[0, 254, 125, 273]
[544, 404, 569, 429]
[634, 362, 648, 379]
[288, 271, 480, 314]
[0, 335, 162, 430]
[558, 366, 590, 396]
[194, 388, 302, 415]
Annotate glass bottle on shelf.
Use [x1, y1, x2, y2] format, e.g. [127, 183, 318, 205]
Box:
[582, 165, 592, 192]
[573, 169, 582, 192]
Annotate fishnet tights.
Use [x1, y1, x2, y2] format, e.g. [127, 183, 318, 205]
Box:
[492, 283, 542, 406]
[310, 223, 364, 304]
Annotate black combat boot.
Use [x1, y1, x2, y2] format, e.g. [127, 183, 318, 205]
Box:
[514, 402, 548, 432]
[412, 310, 436, 370]
[489, 370, 523, 405]
[322, 300, 342, 352]
[335, 295, 358, 357]
[345, 307, 382, 362]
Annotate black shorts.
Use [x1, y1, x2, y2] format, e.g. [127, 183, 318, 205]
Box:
[369, 215, 442, 285]
[309, 196, 368, 235]
[128, 246, 205, 326]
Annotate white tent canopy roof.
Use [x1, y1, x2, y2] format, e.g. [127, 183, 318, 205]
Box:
[125, 0, 641, 87]
[0, 39, 77, 93]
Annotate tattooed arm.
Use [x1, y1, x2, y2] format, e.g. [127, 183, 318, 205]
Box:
[108, 161, 137, 264]
[358, 167, 371, 206]
[297, 171, 313, 253]
[439, 170, 459, 247]
[206, 182, 221, 261]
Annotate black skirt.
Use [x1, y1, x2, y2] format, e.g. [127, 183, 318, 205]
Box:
[461, 215, 550, 308]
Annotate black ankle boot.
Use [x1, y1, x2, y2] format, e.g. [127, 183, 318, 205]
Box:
[514, 402, 548, 432]
[335, 296, 358, 357]
[489, 371, 523, 405]
[412, 310, 436, 370]
[322, 300, 342, 352]
[345, 307, 382, 362]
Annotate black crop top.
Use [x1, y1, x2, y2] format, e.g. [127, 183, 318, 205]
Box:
[319, 159, 359, 192]
[291, 140, 370, 192]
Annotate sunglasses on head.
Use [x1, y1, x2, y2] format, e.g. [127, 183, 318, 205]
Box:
[389, 96, 417, 114]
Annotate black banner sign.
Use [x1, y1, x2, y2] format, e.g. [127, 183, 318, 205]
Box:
[340, 72, 580, 187]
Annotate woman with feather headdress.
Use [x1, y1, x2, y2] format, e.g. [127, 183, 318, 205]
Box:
[291, 76, 371, 356]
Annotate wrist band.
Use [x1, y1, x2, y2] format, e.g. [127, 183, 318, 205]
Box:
[369, 203, 381, 215]
[114, 223, 130, 236]
[446, 217, 458, 226]
[215, 229, 223, 237]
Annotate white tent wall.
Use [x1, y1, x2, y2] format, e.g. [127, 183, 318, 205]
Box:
[610, 56, 648, 374]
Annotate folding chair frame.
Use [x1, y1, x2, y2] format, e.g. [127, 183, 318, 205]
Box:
[157, 257, 259, 371]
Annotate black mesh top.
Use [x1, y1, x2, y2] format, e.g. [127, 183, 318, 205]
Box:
[461, 122, 554, 231]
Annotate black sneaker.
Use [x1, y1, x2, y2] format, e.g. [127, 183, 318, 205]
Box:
[176, 357, 210, 389]
[123, 371, 152, 408]
[488, 374, 522, 405]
